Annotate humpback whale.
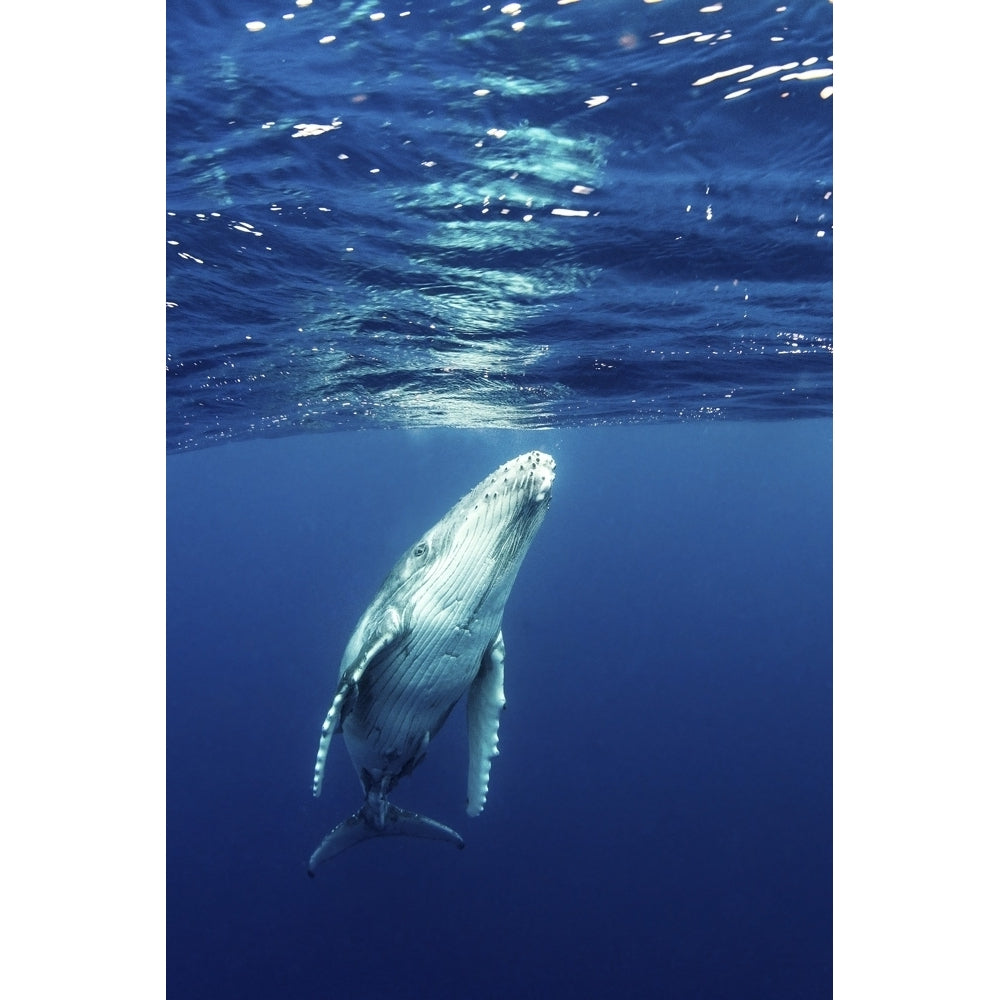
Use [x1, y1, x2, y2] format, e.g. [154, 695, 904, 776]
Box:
[309, 450, 555, 874]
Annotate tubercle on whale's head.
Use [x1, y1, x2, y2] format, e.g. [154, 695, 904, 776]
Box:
[465, 450, 554, 522]
[442, 451, 554, 573]
[525, 450, 555, 501]
[484, 450, 555, 502]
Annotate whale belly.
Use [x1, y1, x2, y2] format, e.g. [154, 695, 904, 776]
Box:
[342, 633, 487, 786]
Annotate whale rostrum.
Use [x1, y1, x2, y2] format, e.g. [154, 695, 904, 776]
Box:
[308, 451, 555, 874]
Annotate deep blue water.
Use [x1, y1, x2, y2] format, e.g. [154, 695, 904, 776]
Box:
[168, 423, 831, 999]
[167, 2, 832, 997]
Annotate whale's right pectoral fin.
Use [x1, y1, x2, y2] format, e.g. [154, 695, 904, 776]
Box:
[307, 803, 465, 875]
[312, 612, 402, 798]
[466, 630, 506, 817]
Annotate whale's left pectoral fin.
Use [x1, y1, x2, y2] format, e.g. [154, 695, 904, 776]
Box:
[466, 630, 506, 817]
[312, 616, 401, 798]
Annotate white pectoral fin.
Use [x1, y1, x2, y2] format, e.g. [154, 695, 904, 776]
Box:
[312, 611, 400, 797]
[466, 630, 506, 817]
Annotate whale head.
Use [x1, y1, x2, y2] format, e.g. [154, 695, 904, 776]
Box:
[391, 450, 555, 631]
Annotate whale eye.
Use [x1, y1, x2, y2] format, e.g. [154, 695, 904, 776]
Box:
[413, 541, 428, 559]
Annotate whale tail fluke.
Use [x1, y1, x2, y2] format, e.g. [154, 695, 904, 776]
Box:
[307, 802, 464, 875]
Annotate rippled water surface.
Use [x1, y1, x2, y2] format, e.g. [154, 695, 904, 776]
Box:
[167, 0, 832, 451]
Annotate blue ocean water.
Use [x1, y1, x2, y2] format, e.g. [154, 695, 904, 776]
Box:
[167, 2, 832, 998]
[167, 0, 831, 449]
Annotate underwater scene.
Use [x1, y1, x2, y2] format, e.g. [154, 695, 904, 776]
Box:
[167, 2, 832, 997]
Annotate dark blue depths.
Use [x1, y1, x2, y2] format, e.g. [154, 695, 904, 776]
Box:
[167, 421, 832, 999]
